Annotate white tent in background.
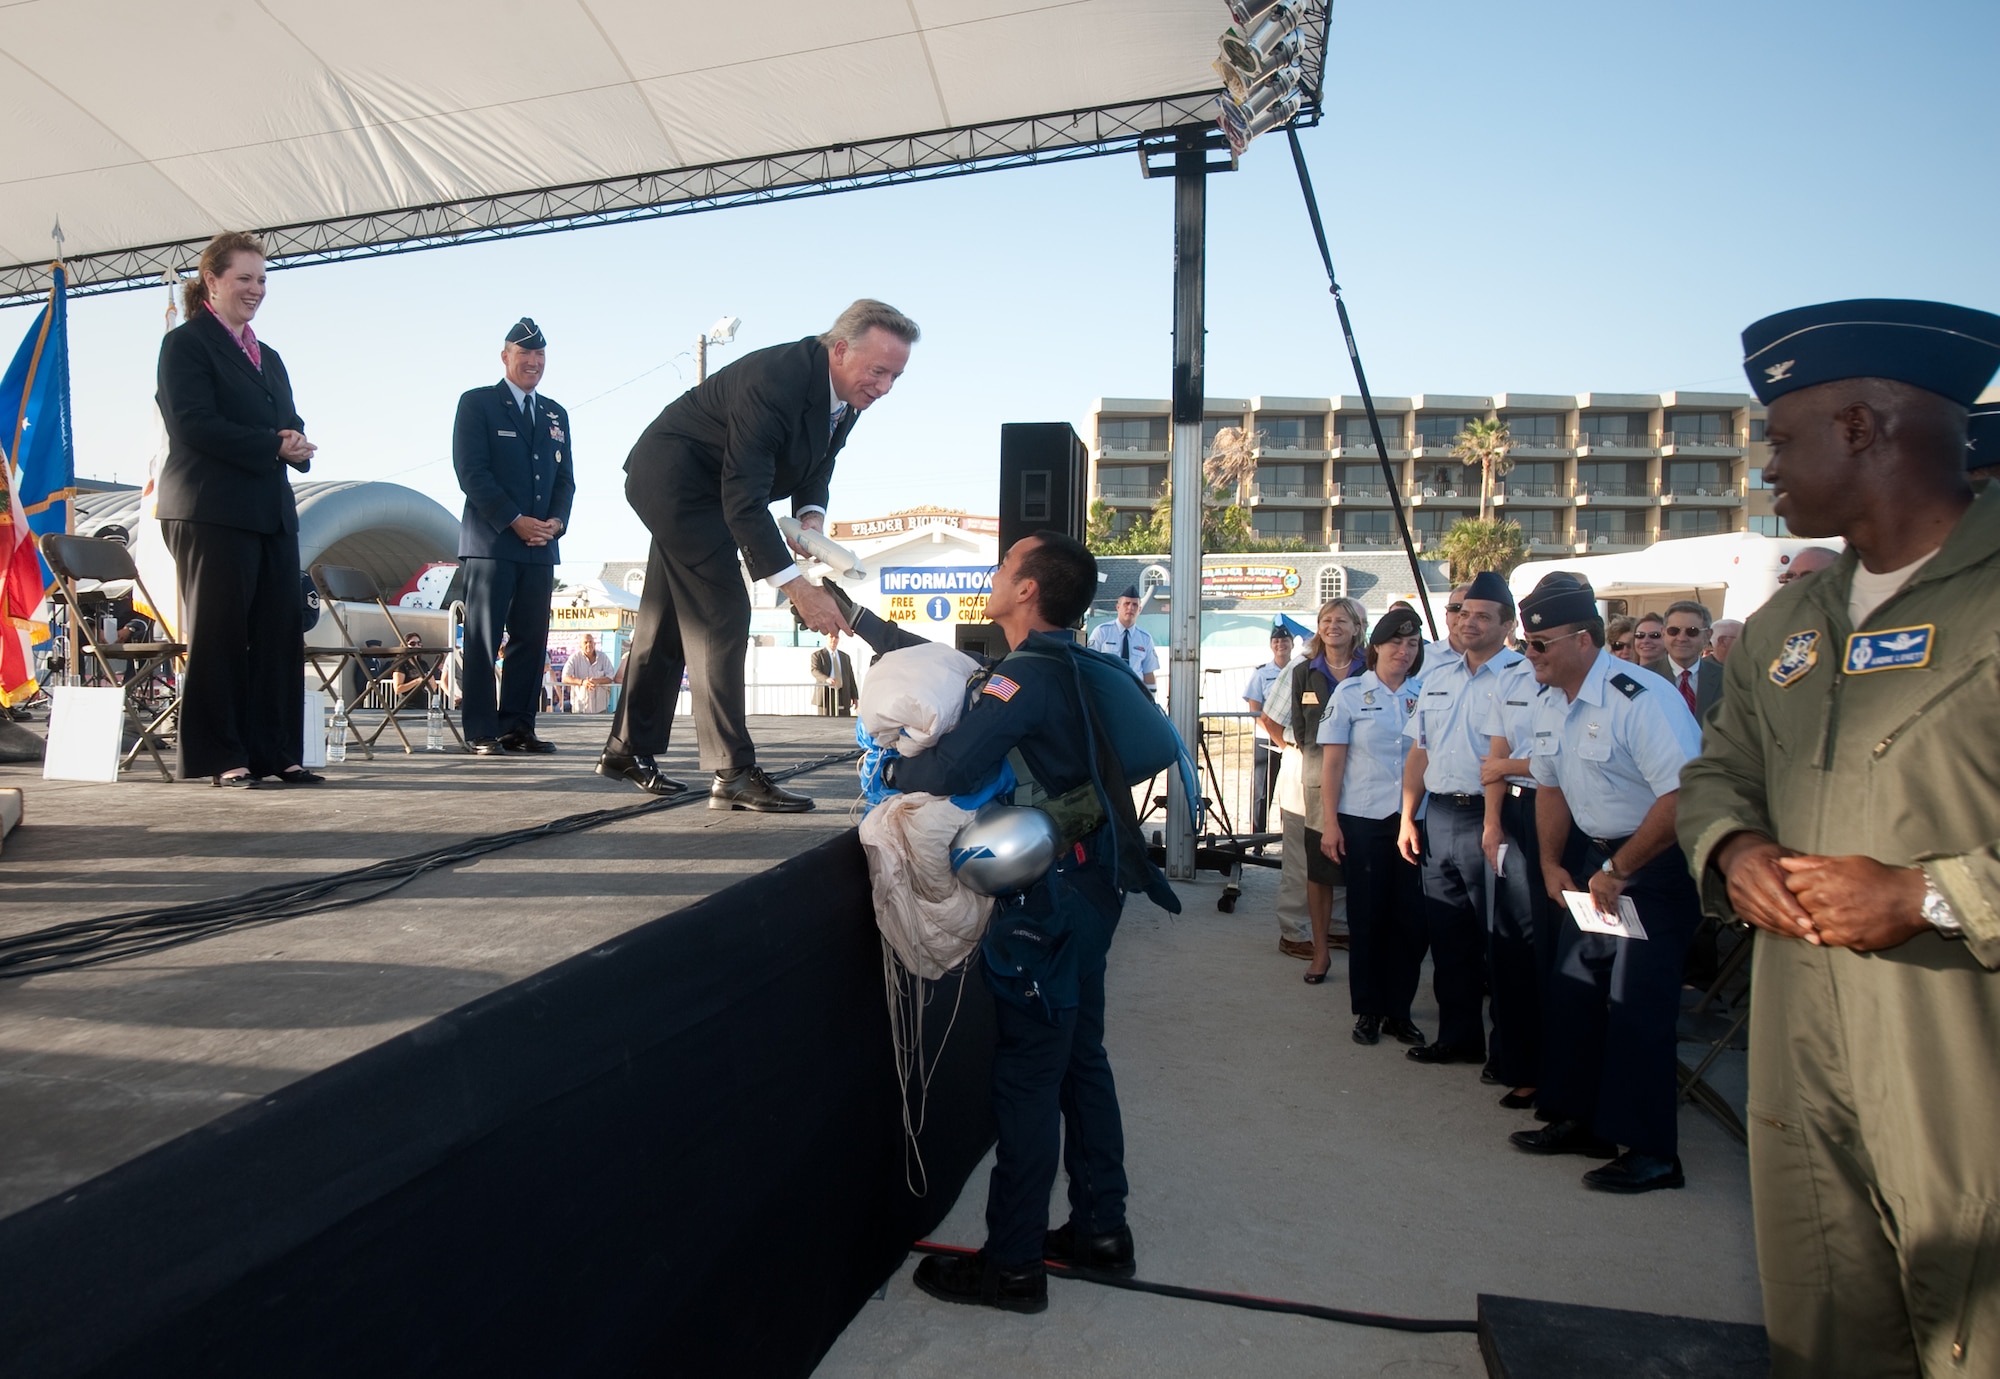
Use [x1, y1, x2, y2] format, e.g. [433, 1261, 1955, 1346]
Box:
[563, 579, 641, 613]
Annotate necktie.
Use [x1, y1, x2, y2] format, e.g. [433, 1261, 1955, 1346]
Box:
[1679, 668, 1697, 716]
[830, 403, 847, 439]
[521, 394, 534, 428]
[1121, 629, 1131, 662]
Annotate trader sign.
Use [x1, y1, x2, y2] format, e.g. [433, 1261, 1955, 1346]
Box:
[1203, 565, 1303, 600]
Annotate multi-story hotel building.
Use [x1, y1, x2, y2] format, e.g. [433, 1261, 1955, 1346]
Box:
[1087, 392, 1780, 555]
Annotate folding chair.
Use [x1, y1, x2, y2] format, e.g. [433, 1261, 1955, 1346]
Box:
[38, 533, 186, 781]
[305, 563, 467, 756]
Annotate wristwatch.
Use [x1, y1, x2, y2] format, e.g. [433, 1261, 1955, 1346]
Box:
[1921, 874, 1965, 939]
[1600, 857, 1626, 882]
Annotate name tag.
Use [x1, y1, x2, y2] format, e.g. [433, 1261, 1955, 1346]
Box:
[497, 429, 517, 437]
[1844, 624, 1935, 674]
[1302, 692, 1320, 705]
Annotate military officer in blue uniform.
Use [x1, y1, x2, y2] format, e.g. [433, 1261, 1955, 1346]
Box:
[1398, 569, 1523, 1065]
[451, 317, 575, 754]
[1242, 620, 1296, 841]
[1478, 651, 1558, 1109]
[1506, 572, 1701, 1193]
[841, 532, 1177, 1315]
[1086, 585, 1158, 687]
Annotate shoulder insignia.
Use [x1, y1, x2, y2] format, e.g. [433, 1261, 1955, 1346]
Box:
[981, 674, 1022, 703]
[1609, 672, 1645, 700]
[1769, 629, 1819, 688]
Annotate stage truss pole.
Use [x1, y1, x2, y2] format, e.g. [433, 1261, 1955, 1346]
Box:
[1285, 128, 1439, 640]
[1145, 129, 1234, 879]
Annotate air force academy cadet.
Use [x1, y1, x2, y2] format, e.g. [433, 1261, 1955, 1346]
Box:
[1398, 570, 1522, 1066]
[1504, 572, 1701, 1193]
[1087, 586, 1159, 688]
[1678, 298, 2000, 1379]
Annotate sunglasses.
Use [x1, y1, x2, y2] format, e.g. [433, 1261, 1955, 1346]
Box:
[1612, 640, 1632, 652]
[1525, 628, 1590, 655]
[1445, 602, 1464, 614]
[1633, 629, 1663, 640]
[1665, 626, 1706, 638]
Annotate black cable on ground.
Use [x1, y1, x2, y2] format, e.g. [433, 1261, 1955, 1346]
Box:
[910, 1240, 1479, 1335]
[0, 749, 863, 979]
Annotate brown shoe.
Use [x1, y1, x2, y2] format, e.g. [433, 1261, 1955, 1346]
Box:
[1326, 932, 1352, 950]
[1278, 938, 1314, 961]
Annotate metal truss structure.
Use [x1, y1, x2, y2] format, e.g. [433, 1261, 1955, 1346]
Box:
[0, 2, 1331, 304]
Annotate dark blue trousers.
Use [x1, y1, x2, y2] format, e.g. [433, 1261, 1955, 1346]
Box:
[1338, 811, 1425, 1019]
[1417, 797, 1490, 1055]
[1486, 787, 1559, 1088]
[981, 867, 1128, 1267]
[1540, 830, 1700, 1159]
[459, 557, 554, 741]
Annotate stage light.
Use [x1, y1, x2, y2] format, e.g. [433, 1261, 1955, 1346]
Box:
[1213, 0, 1304, 155]
[707, 315, 741, 344]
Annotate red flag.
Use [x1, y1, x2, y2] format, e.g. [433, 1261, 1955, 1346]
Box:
[0, 474, 39, 705]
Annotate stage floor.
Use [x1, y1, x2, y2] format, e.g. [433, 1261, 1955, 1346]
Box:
[0, 713, 865, 1222]
[819, 856, 1762, 1379]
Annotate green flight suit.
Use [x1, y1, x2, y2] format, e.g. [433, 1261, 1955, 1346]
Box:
[1678, 486, 2000, 1379]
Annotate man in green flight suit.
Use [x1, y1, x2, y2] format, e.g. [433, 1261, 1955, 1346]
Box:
[1678, 298, 2000, 1379]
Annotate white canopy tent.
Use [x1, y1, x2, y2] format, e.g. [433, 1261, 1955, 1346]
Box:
[0, 0, 1329, 300]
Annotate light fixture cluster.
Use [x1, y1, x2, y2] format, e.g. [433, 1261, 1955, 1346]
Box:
[1213, 0, 1304, 157]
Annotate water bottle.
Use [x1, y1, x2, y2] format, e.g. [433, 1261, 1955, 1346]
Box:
[425, 691, 445, 752]
[327, 696, 348, 765]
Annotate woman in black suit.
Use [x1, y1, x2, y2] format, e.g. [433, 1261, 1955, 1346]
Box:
[156, 231, 321, 786]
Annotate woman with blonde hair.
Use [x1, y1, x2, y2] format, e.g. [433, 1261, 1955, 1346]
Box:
[1266, 597, 1367, 983]
[156, 231, 319, 787]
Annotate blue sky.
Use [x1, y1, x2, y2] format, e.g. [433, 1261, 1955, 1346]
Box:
[21, 0, 1999, 582]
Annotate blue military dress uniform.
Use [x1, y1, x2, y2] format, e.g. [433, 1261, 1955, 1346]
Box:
[1403, 644, 1524, 1058]
[1478, 657, 1561, 1090]
[1527, 648, 1701, 1159]
[451, 322, 576, 744]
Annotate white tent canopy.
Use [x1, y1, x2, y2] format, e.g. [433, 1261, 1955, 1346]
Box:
[0, 0, 1327, 299]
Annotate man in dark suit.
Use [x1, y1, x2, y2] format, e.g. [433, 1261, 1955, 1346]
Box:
[598, 300, 918, 810]
[810, 631, 858, 717]
[1645, 599, 1722, 722]
[451, 317, 576, 755]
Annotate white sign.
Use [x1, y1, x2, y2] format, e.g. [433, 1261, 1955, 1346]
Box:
[43, 686, 125, 783]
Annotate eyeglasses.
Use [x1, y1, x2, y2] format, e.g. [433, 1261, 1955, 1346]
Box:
[1525, 628, 1591, 655]
[1611, 640, 1632, 652]
[1445, 602, 1464, 614]
[1664, 626, 1706, 638]
[1633, 629, 1663, 641]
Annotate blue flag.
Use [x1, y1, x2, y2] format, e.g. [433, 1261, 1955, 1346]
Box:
[1, 264, 75, 595]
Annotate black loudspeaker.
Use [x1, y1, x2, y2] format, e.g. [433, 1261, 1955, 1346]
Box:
[998, 422, 1089, 554]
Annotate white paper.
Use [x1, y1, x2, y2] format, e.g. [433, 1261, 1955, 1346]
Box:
[1494, 843, 1509, 879]
[1562, 890, 1649, 940]
[43, 686, 126, 782]
[302, 690, 327, 768]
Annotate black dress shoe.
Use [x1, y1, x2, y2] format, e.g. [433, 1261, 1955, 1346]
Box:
[1480, 1063, 1503, 1086]
[912, 1251, 1047, 1314]
[1380, 1017, 1426, 1046]
[709, 765, 813, 813]
[1509, 1120, 1619, 1158]
[272, 766, 325, 786]
[596, 753, 687, 796]
[211, 771, 259, 788]
[1043, 1221, 1135, 1278]
[1351, 1015, 1382, 1045]
[1498, 1089, 1538, 1110]
[469, 737, 505, 756]
[1583, 1151, 1686, 1194]
[499, 730, 557, 754]
[1406, 1042, 1484, 1065]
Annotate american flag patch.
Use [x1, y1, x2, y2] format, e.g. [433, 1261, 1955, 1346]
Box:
[982, 674, 1022, 702]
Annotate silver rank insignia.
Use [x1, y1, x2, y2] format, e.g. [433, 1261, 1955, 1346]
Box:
[1769, 630, 1819, 688]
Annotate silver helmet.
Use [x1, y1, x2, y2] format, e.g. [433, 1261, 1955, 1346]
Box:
[949, 803, 1063, 896]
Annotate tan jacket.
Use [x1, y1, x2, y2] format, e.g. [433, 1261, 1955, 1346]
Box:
[1677, 485, 2000, 970]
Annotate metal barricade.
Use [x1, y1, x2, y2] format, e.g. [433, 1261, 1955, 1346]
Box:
[1194, 712, 1262, 839]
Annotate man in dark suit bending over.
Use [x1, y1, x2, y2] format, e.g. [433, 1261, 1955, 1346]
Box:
[598, 300, 918, 810]
[451, 317, 576, 755]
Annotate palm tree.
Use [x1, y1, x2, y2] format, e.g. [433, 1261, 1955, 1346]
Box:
[1436, 518, 1528, 583]
[1451, 418, 1514, 523]
[1203, 425, 1261, 506]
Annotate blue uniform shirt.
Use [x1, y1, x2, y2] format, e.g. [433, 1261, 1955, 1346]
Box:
[1316, 669, 1423, 819]
[1526, 649, 1699, 838]
[1243, 658, 1290, 740]
[1477, 657, 1553, 789]
[1403, 648, 1525, 794]
[1087, 620, 1158, 681]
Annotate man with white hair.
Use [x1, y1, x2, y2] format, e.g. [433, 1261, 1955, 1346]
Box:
[1707, 619, 1743, 666]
